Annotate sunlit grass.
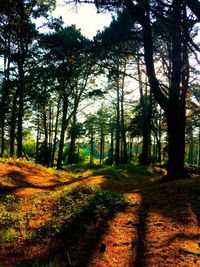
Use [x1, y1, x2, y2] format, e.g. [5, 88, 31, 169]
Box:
[0, 181, 127, 245]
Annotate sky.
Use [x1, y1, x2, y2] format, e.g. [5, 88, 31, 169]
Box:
[53, 1, 112, 39]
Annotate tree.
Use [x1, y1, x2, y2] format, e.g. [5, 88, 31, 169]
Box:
[68, 0, 199, 179]
[40, 25, 91, 168]
[0, 0, 56, 157]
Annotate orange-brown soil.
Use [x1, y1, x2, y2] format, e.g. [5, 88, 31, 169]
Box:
[0, 160, 200, 267]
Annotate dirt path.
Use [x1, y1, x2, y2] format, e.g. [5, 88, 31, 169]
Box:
[88, 194, 142, 267]
[88, 184, 200, 267]
[0, 160, 200, 267]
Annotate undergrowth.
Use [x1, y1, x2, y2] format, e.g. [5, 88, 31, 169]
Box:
[0, 184, 126, 244]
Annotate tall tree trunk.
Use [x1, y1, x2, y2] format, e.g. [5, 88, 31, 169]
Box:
[188, 126, 193, 164]
[10, 88, 20, 156]
[1, 44, 11, 156]
[36, 113, 40, 163]
[120, 62, 128, 164]
[46, 105, 53, 167]
[129, 140, 133, 162]
[110, 130, 114, 165]
[43, 107, 48, 166]
[68, 112, 77, 164]
[115, 75, 120, 165]
[51, 98, 61, 167]
[17, 68, 24, 158]
[17, 1, 26, 158]
[198, 127, 200, 167]
[57, 94, 68, 169]
[137, 58, 151, 165]
[166, 105, 186, 179]
[99, 127, 105, 165]
[90, 134, 94, 164]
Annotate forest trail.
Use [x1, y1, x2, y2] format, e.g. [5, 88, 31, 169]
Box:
[0, 160, 200, 267]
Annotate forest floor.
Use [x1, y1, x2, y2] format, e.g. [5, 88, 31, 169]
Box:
[0, 159, 200, 267]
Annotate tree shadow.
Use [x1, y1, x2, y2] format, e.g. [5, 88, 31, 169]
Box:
[0, 170, 96, 197]
[129, 176, 200, 267]
[1, 189, 126, 267]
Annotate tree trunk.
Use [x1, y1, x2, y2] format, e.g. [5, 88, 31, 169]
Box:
[188, 126, 193, 164]
[17, 76, 24, 158]
[120, 63, 128, 164]
[110, 130, 114, 165]
[10, 88, 20, 156]
[1, 52, 10, 156]
[100, 129, 104, 165]
[90, 134, 94, 164]
[197, 127, 200, 167]
[17, 1, 26, 158]
[129, 140, 133, 162]
[115, 75, 120, 165]
[36, 113, 40, 163]
[166, 106, 186, 179]
[51, 98, 61, 167]
[43, 108, 49, 166]
[68, 112, 77, 164]
[57, 95, 68, 169]
[137, 58, 151, 165]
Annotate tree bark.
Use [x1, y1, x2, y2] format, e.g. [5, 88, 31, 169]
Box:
[17, 64, 24, 158]
[51, 97, 61, 167]
[43, 107, 49, 166]
[68, 112, 77, 164]
[115, 74, 120, 165]
[166, 106, 186, 179]
[120, 61, 128, 164]
[10, 87, 20, 156]
[57, 94, 68, 169]
[90, 134, 94, 164]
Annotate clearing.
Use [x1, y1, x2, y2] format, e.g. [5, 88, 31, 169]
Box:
[0, 159, 200, 267]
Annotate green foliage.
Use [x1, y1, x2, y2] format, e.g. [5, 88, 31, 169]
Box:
[23, 139, 36, 158]
[84, 190, 125, 219]
[31, 184, 126, 238]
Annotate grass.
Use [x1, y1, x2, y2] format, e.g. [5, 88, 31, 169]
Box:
[0, 182, 126, 244]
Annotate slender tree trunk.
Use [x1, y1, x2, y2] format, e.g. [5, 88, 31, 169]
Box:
[99, 125, 105, 165]
[115, 76, 120, 165]
[57, 95, 68, 169]
[36, 113, 40, 163]
[198, 127, 200, 167]
[10, 88, 20, 156]
[90, 134, 94, 164]
[1, 3, 11, 157]
[129, 140, 133, 162]
[110, 130, 114, 165]
[120, 63, 128, 164]
[188, 126, 193, 164]
[43, 108, 49, 166]
[17, 69, 24, 158]
[1, 59, 10, 156]
[17, 1, 26, 158]
[51, 98, 61, 167]
[137, 59, 151, 165]
[68, 112, 77, 164]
